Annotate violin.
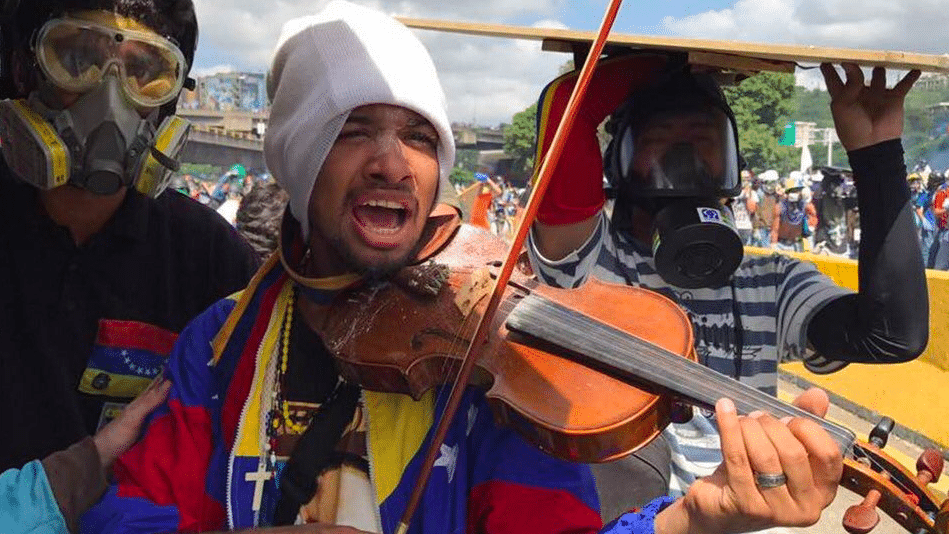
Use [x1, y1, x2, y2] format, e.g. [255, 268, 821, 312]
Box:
[312, 224, 948, 533]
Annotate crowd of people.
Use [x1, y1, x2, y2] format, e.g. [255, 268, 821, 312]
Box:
[907, 166, 949, 269]
[168, 167, 291, 262]
[0, 0, 932, 534]
[458, 172, 526, 239]
[170, 166, 256, 220]
[731, 163, 949, 269]
[734, 168, 849, 256]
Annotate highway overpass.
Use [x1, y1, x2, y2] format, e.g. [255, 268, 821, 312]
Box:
[176, 110, 508, 173]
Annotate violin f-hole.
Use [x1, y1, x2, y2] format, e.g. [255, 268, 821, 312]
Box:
[410, 328, 472, 351]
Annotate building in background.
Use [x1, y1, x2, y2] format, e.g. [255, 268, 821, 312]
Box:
[179, 72, 268, 112]
[915, 73, 949, 91]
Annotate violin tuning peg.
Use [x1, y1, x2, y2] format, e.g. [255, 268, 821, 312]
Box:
[916, 449, 944, 485]
[869, 417, 895, 449]
[844, 489, 883, 534]
[843, 503, 881, 534]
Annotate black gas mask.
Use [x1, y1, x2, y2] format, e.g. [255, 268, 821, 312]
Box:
[607, 70, 744, 289]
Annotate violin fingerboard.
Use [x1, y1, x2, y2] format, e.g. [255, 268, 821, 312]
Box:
[506, 293, 856, 456]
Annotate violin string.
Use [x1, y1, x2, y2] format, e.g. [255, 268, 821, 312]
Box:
[425, 272, 518, 427]
[404, 279, 933, 513]
[509, 294, 942, 506]
[403, 275, 932, 512]
[843, 440, 937, 518]
[506, 294, 859, 449]
[432, 281, 486, 416]
[843, 441, 938, 511]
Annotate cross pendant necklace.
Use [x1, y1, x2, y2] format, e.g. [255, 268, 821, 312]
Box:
[245, 460, 274, 512]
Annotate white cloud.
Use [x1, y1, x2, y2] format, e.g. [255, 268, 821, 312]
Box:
[662, 0, 949, 55]
[533, 19, 568, 30]
[189, 0, 567, 125]
[415, 31, 566, 125]
[186, 0, 949, 126]
[661, 0, 949, 95]
[190, 64, 236, 77]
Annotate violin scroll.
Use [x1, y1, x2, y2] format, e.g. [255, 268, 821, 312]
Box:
[842, 418, 948, 534]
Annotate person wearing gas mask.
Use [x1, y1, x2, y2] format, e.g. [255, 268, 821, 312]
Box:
[528, 56, 927, 508]
[770, 174, 817, 252]
[0, 0, 259, 473]
[750, 169, 780, 248]
[732, 170, 757, 245]
[812, 167, 857, 258]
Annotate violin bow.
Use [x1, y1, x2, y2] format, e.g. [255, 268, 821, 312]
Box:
[395, 0, 626, 531]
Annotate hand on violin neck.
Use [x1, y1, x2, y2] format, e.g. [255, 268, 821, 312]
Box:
[655, 398, 842, 534]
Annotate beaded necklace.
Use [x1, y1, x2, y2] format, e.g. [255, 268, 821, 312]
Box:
[268, 287, 345, 442]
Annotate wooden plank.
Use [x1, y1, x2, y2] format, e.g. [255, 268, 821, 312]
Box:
[398, 17, 949, 73]
[686, 51, 795, 74]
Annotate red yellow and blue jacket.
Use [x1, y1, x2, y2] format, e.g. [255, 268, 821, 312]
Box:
[79, 223, 670, 534]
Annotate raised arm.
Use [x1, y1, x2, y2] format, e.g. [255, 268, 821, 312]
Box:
[805, 64, 927, 364]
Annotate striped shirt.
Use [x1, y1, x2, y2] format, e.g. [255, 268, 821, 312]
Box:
[528, 212, 849, 494]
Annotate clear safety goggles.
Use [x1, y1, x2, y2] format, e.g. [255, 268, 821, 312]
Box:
[35, 17, 186, 108]
[612, 106, 741, 198]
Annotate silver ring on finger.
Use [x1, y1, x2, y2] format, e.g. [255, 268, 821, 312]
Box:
[754, 471, 788, 488]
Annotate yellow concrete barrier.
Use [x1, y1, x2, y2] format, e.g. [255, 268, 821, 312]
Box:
[745, 246, 949, 370]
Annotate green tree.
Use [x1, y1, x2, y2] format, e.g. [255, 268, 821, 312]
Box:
[449, 149, 479, 187]
[791, 80, 949, 169]
[449, 167, 474, 187]
[723, 72, 798, 174]
[179, 163, 223, 179]
[793, 86, 834, 128]
[503, 103, 537, 181]
[455, 148, 479, 171]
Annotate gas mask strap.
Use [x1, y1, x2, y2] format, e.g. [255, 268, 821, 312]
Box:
[149, 145, 180, 172]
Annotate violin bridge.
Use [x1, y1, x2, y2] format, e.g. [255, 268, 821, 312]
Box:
[394, 260, 451, 297]
[455, 267, 493, 316]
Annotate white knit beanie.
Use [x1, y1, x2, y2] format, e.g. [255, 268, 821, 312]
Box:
[265, 0, 456, 235]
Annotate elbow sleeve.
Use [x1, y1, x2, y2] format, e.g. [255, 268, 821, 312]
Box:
[808, 200, 928, 363]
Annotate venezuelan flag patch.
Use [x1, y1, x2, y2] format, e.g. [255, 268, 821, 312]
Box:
[79, 319, 178, 399]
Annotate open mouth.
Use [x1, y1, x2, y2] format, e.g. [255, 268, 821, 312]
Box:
[351, 196, 414, 248]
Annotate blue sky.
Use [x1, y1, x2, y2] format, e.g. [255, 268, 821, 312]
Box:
[545, 1, 732, 33]
[190, 0, 949, 125]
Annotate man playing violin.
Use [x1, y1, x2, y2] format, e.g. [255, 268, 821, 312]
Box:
[529, 55, 928, 513]
[84, 3, 847, 533]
